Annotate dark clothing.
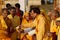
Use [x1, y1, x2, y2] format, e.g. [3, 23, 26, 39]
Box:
[16, 9, 24, 25]
[8, 10, 10, 15]
[52, 32, 57, 40]
[16, 10, 23, 17]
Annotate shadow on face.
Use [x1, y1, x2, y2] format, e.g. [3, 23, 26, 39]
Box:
[30, 10, 37, 19]
[2, 10, 8, 18]
[10, 9, 16, 15]
[56, 21, 60, 26]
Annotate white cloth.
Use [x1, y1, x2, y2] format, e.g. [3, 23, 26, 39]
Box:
[16, 26, 20, 32]
[24, 28, 32, 33]
[28, 29, 36, 36]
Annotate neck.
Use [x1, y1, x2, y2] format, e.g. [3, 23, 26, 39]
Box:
[3, 17, 7, 20]
[11, 14, 15, 17]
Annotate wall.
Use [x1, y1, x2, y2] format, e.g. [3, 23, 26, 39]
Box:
[19, 0, 25, 12]
[26, 0, 41, 12]
[2, 0, 19, 8]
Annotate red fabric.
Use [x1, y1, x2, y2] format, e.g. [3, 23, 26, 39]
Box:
[16, 9, 21, 17]
[16, 12, 20, 17]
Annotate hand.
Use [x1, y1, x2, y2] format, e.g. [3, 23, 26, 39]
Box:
[4, 31, 8, 35]
[46, 32, 52, 37]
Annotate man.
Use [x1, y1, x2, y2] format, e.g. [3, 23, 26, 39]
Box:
[8, 7, 20, 40]
[8, 7, 20, 28]
[50, 11, 60, 40]
[6, 3, 12, 15]
[15, 3, 23, 17]
[0, 8, 12, 40]
[28, 7, 46, 40]
[15, 3, 24, 24]
[50, 11, 60, 33]
[29, 7, 51, 40]
[56, 17, 60, 40]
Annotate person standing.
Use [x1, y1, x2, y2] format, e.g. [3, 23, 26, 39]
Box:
[6, 3, 12, 15]
[15, 3, 24, 25]
[8, 7, 20, 40]
[0, 8, 13, 40]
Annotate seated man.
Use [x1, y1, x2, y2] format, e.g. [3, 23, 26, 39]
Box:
[0, 8, 12, 40]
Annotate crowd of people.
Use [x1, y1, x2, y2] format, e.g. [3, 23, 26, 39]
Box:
[0, 3, 60, 40]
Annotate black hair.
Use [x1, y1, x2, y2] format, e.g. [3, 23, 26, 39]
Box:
[2, 8, 8, 12]
[29, 7, 40, 14]
[6, 3, 11, 8]
[10, 7, 16, 11]
[15, 3, 20, 8]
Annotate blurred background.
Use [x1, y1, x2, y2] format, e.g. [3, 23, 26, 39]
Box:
[0, 0, 60, 14]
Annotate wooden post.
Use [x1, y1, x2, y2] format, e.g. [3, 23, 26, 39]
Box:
[0, 0, 2, 15]
[54, 0, 56, 8]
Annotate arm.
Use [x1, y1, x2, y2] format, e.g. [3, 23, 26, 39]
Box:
[36, 16, 45, 40]
[21, 19, 37, 28]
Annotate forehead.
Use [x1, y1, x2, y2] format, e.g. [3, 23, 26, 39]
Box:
[30, 10, 35, 14]
[3, 10, 8, 12]
[10, 9, 15, 11]
[11, 9, 15, 10]
[51, 13, 56, 16]
[2, 11, 8, 14]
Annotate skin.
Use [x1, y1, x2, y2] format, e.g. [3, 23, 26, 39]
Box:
[56, 21, 60, 26]
[10, 9, 16, 17]
[25, 15, 29, 21]
[29, 10, 37, 19]
[51, 12, 58, 20]
[2, 10, 8, 19]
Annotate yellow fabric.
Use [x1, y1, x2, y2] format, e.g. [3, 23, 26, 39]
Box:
[36, 14, 45, 40]
[0, 16, 8, 39]
[22, 12, 50, 40]
[20, 33, 25, 39]
[43, 35, 52, 40]
[21, 18, 37, 29]
[23, 12, 29, 17]
[26, 35, 32, 40]
[0, 16, 8, 30]
[56, 17, 60, 40]
[56, 17, 60, 21]
[21, 12, 37, 28]
[40, 11, 51, 40]
[20, 33, 32, 40]
[41, 11, 51, 33]
[21, 12, 37, 40]
[50, 20, 57, 32]
[21, 12, 37, 29]
[8, 14, 20, 27]
[50, 17, 60, 40]
[58, 26, 60, 40]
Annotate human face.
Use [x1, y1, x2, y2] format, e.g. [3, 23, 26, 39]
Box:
[48, 12, 52, 16]
[2, 10, 8, 18]
[30, 10, 37, 18]
[26, 15, 29, 20]
[56, 21, 60, 26]
[51, 13, 57, 20]
[10, 9, 16, 15]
